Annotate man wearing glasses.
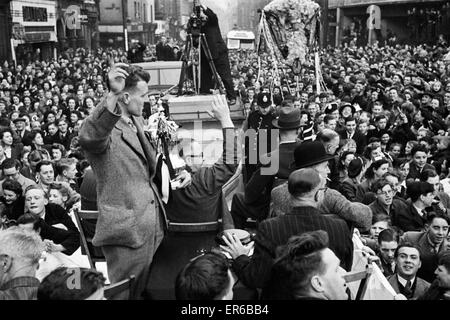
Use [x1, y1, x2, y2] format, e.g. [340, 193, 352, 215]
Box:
[368, 178, 408, 220]
[221, 168, 353, 290]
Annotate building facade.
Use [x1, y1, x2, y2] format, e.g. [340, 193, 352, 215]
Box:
[0, 2, 12, 63]
[329, 0, 450, 46]
[56, 0, 100, 52]
[98, 0, 147, 48]
[10, 0, 58, 63]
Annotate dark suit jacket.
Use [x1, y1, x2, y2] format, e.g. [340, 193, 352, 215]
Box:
[401, 231, 449, 283]
[245, 141, 300, 205]
[52, 132, 74, 150]
[198, 8, 228, 59]
[407, 162, 435, 181]
[339, 130, 366, 155]
[232, 206, 353, 289]
[165, 128, 238, 226]
[388, 274, 430, 300]
[340, 177, 359, 202]
[39, 203, 80, 255]
[0, 277, 40, 300]
[9, 143, 23, 161]
[393, 200, 427, 232]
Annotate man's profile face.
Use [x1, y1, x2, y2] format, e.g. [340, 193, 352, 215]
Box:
[125, 81, 149, 117]
[326, 136, 340, 155]
[317, 248, 348, 300]
[379, 241, 398, 264]
[396, 246, 421, 279]
[435, 264, 450, 289]
[427, 176, 440, 194]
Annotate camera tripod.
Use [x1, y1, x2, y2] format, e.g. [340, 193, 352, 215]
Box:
[177, 32, 225, 96]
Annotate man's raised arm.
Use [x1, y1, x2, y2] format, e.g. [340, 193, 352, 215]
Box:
[79, 63, 129, 154]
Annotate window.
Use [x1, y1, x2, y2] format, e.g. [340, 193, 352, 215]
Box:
[23, 6, 48, 22]
[144, 4, 147, 22]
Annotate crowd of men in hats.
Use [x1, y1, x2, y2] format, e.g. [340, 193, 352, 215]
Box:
[2, 26, 450, 301]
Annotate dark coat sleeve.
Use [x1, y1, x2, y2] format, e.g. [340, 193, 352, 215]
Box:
[340, 180, 357, 202]
[199, 128, 238, 193]
[42, 205, 80, 255]
[231, 221, 276, 289]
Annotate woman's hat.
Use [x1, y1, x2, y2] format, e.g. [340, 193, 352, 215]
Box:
[348, 157, 364, 178]
[257, 92, 271, 108]
[339, 102, 356, 115]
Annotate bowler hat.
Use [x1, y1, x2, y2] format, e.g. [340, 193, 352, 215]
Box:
[347, 157, 363, 178]
[291, 141, 335, 169]
[257, 92, 271, 108]
[272, 107, 302, 129]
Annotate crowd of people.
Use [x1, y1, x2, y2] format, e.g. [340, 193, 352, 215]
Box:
[2, 15, 450, 300]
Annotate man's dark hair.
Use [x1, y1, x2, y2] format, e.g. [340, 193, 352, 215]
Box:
[426, 211, 450, 225]
[17, 213, 41, 231]
[56, 158, 76, 176]
[2, 179, 23, 196]
[372, 213, 391, 225]
[375, 115, 387, 122]
[378, 228, 399, 245]
[371, 178, 391, 193]
[407, 181, 435, 202]
[410, 144, 428, 156]
[37, 267, 106, 300]
[262, 230, 329, 300]
[419, 169, 439, 182]
[1, 158, 20, 171]
[175, 252, 231, 300]
[324, 114, 335, 124]
[344, 116, 356, 124]
[123, 65, 150, 92]
[28, 149, 45, 163]
[36, 160, 54, 174]
[394, 242, 421, 259]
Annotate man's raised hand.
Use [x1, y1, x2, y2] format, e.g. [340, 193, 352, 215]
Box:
[206, 94, 233, 128]
[108, 63, 129, 94]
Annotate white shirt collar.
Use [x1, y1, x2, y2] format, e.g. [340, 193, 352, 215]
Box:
[413, 203, 425, 217]
[280, 140, 297, 145]
[397, 274, 415, 288]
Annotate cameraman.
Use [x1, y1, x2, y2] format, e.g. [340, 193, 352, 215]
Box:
[188, 4, 236, 105]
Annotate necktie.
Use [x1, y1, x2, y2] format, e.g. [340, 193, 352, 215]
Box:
[404, 279, 412, 298]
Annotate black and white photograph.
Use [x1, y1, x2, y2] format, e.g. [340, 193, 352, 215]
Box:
[0, 0, 450, 309]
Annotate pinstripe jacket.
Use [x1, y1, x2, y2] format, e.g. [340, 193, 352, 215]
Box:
[0, 277, 40, 300]
[232, 205, 354, 289]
